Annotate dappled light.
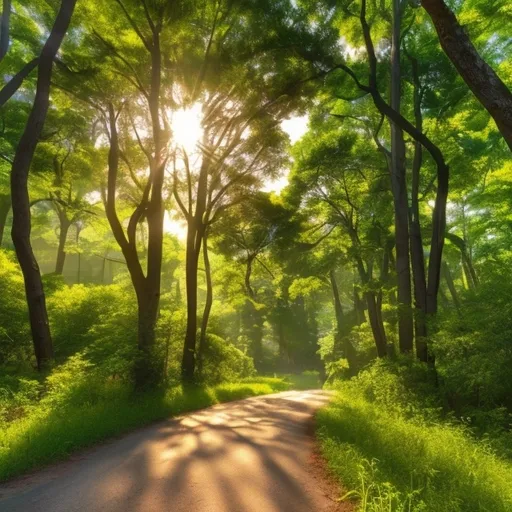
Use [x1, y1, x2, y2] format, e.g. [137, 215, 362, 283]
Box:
[1, 0, 511, 510]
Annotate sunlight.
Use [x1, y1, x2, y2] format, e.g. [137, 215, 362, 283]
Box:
[170, 103, 204, 154]
[164, 211, 187, 240]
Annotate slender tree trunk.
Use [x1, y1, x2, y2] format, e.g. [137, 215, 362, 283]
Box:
[442, 261, 460, 311]
[10, 0, 77, 370]
[181, 152, 209, 382]
[421, 0, 512, 151]
[101, 254, 106, 284]
[329, 269, 344, 356]
[330, 269, 356, 368]
[0, 0, 11, 62]
[390, 0, 414, 353]
[359, 0, 449, 319]
[355, 255, 387, 357]
[55, 214, 70, 274]
[242, 255, 264, 369]
[446, 232, 479, 289]
[407, 55, 429, 362]
[0, 194, 10, 246]
[366, 291, 388, 358]
[75, 224, 81, 284]
[182, 219, 202, 382]
[198, 230, 212, 374]
[0, 58, 39, 107]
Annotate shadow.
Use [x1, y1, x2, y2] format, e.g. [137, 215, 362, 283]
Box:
[0, 391, 334, 512]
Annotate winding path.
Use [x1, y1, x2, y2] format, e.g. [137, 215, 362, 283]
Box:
[0, 390, 345, 512]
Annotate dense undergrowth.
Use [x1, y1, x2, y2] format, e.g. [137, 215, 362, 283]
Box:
[317, 360, 512, 512]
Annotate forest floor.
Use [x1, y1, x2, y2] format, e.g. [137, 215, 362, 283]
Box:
[0, 390, 351, 512]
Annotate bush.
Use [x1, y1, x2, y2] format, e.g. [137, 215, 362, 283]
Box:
[318, 366, 512, 511]
[199, 333, 256, 385]
[0, 250, 31, 366]
[434, 278, 512, 422]
[48, 284, 136, 360]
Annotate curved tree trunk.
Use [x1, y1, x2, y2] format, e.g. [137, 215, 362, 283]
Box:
[421, 0, 512, 151]
[10, 0, 77, 370]
[357, 0, 449, 319]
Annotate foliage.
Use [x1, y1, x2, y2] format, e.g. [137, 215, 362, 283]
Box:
[318, 364, 512, 511]
[199, 333, 256, 385]
[0, 251, 31, 366]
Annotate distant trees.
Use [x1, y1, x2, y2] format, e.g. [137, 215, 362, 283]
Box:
[0, 0, 510, 384]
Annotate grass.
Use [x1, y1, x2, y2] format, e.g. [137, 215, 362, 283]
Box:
[0, 376, 289, 482]
[316, 389, 512, 511]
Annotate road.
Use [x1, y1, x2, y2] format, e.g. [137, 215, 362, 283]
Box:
[0, 390, 346, 512]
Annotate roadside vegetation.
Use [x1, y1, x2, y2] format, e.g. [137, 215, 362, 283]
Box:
[1, 0, 511, 508]
[0, 363, 294, 481]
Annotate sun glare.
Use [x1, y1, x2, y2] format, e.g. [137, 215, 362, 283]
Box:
[164, 211, 188, 240]
[171, 104, 204, 154]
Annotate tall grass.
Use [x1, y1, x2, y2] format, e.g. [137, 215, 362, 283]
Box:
[0, 376, 288, 482]
[317, 387, 512, 511]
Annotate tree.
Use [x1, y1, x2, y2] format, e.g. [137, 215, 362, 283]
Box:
[211, 193, 292, 369]
[421, 0, 512, 151]
[10, 0, 77, 369]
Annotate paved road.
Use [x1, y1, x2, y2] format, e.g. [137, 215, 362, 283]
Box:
[0, 390, 342, 512]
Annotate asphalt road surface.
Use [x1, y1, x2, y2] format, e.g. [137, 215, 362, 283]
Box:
[0, 390, 345, 512]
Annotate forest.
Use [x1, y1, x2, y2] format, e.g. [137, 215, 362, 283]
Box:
[0, 0, 512, 511]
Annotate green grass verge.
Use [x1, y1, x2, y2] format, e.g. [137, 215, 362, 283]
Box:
[0, 376, 288, 482]
[316, 391, 512, 511]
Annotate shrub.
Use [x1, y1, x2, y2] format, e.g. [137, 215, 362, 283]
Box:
[0, 250, 31, 366]
[318, 370, 512, 511]
[199, 333, 255, 385]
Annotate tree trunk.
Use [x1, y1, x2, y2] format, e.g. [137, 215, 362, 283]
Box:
[421, 0, 512, 151]
[242, 255, 264, 369]
[390, 0, 414, 354]
[330, 269, 356, 368]
[359, 0, 449, 319]
[197, 230, 212, 374]
[408, 55, 429, 362]
[55, 214, 70, 274]
[0, 0, 10, 62]
[10, 0, 77, 370]
[182, 218, 203, 382]
[0, 194, 10, 246]
[355, 255, 387, 357]
[366, 291, 388, 358]
[445, 232, 479, 289]
[181, 149, 209, 382]
[442, 261, 460, 311]
[0, 58, 39, 107]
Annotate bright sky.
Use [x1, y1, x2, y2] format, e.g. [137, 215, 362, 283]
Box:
[165, 114, 309, 239]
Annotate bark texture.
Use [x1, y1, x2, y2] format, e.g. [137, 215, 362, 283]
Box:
[422, 0, 512, 151]
[10, 0, 77, 369]
[390, 0, 413, 353]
